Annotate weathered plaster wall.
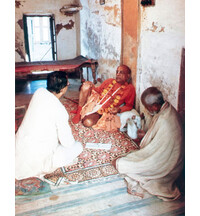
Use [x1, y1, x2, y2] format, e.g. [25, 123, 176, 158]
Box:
[80, 0, 121, 81]
[15, 0, 80, 62]
[136, 0, 185, 110]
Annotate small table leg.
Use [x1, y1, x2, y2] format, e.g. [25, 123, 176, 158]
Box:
[87, 67, 89, 81]
[79, 68, 85, 83]
[91, 63, 97, 84]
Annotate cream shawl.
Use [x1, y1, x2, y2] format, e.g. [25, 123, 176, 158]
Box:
[116, 102, 184, 201]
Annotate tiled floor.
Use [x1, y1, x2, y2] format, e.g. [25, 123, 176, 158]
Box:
[15, 78, 81, 107]
[15, 79, 47, 95]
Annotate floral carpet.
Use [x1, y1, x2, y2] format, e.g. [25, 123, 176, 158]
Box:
[44, 163, 119, 186]
[15, 97, 139, 188]
[15, 177, 51, 196]
[62, 97, 139, 170]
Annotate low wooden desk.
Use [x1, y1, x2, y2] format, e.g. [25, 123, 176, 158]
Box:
[15, 55, 98, 84]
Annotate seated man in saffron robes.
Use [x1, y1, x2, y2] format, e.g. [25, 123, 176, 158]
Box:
[71, 65, 136, 131]
[113, 87, 184, 201]
[15, 71, 83, 181]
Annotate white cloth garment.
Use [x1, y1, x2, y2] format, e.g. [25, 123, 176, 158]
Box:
[15, 88, 83, 180]
[119, 109, 141, 139]
[117, 102, 184, 201]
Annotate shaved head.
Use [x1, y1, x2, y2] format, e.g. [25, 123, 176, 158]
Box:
[117, 65, 131, 74]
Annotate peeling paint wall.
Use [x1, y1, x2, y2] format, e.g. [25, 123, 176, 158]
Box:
[136, 0, 185, 110]
[15, 0, 80, 62]
[80, 0, 121, 81]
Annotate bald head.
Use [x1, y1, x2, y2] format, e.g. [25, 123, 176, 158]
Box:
[117, 65, 131, 74]
[141, 87, 164, 114]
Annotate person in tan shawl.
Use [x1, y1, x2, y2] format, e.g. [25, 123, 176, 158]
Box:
[113, 87, 184, 201]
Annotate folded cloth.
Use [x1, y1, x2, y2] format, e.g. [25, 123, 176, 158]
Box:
[81, 90, 100, 119]
[92, 113, 121, 132]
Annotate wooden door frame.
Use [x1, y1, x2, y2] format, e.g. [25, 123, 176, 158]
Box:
[23, 14, 57, 62]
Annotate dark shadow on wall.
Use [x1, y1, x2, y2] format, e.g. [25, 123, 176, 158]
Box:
[176, 47, 185, 197]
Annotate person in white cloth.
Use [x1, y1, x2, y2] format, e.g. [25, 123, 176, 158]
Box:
[15, 71, 83, 180]
[113, 87, 184, 201]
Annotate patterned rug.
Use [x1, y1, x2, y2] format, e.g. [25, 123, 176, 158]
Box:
[15, 96, 139, 187]
[43, 97, 139, 184]
[63, 97, 138, 169]
[44, 163, 118, 186]
[15, 177, 51, 196]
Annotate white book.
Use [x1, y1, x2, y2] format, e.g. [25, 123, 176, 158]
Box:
[85, 143, 112, 150]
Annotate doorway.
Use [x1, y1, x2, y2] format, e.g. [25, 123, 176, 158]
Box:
[23, 15, 57, 62]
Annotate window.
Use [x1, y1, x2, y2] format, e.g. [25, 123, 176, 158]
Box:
[23, 15, 57, 62]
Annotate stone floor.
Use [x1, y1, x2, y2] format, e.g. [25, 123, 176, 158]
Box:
[15, 78, 81, 107]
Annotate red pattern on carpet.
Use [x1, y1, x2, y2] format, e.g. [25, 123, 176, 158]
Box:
[15, 97, 139, 184]
[44, 164, 119, 185]
[62, 98, 139, 172]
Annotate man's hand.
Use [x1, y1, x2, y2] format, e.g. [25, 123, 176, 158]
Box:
[137, 129, 146, 140]
[83, 81, 94, 88]
[109, 107, 121, 115]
